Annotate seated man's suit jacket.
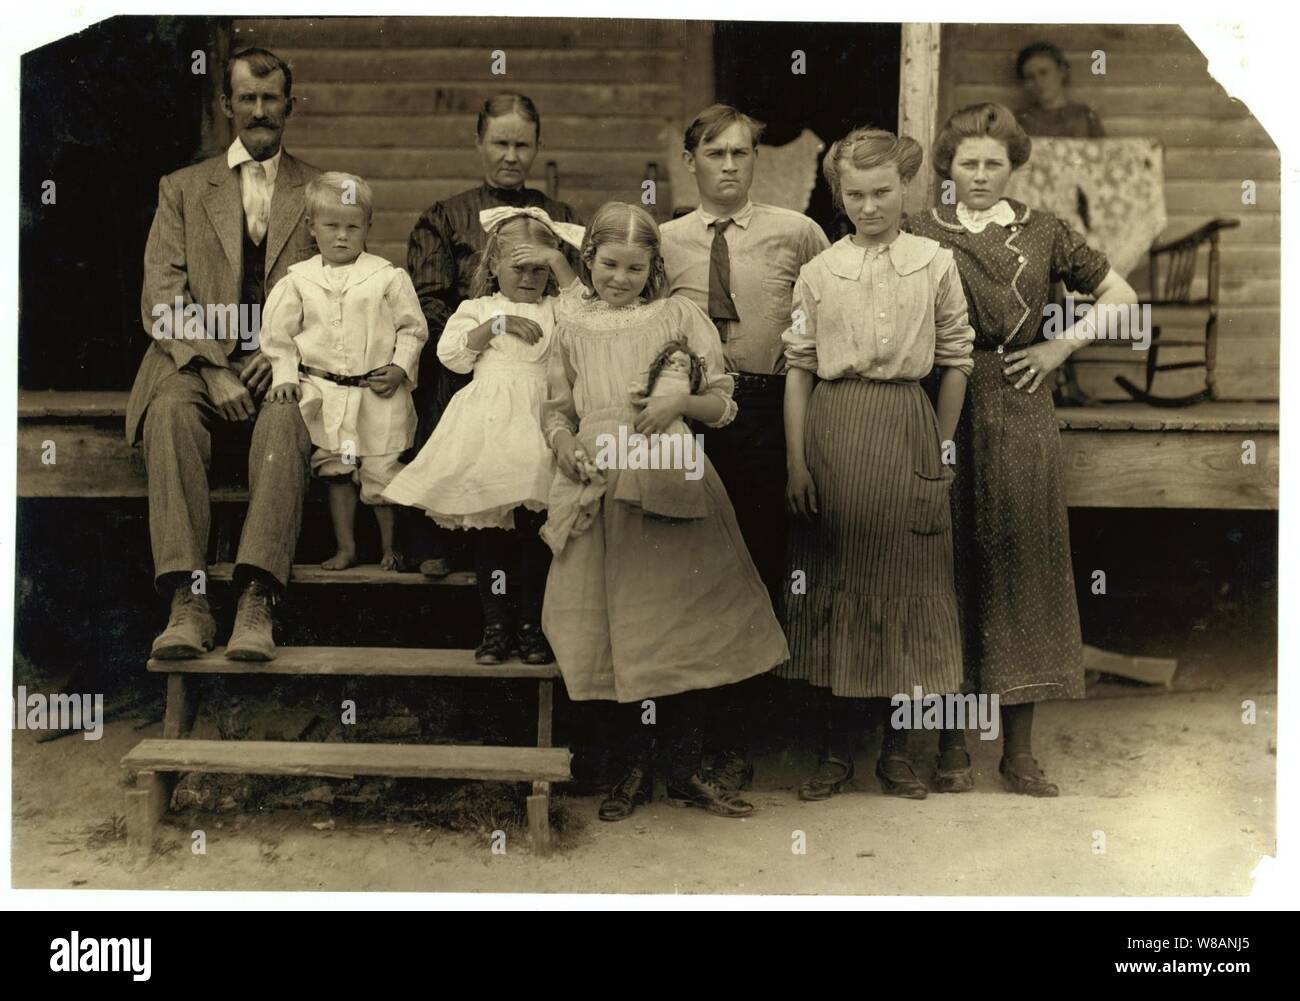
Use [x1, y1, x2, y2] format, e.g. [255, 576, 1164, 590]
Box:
[127, 149, 321, 443]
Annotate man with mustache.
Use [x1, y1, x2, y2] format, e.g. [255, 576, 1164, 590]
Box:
[127, 48, 320, 662]
[660, 104, 830, 791]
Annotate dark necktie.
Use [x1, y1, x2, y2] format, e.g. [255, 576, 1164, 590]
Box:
[708, 218, 739, 340]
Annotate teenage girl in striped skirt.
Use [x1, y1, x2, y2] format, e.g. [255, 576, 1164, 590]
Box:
[779, 128, 975, 801]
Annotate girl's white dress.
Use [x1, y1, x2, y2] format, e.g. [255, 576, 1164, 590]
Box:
[382, 284, 579, 530]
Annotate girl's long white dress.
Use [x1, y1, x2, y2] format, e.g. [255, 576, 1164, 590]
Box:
[382, 290, 565, 530]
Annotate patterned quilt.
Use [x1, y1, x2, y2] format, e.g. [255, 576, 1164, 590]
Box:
[1006, 137, 1167, 279]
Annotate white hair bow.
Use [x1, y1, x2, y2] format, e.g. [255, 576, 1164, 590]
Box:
[479, 206, 585, 250]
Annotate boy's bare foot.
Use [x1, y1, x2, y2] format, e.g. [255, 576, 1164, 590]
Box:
[378, 549, 400, 571]
[321, 550, 357, 571]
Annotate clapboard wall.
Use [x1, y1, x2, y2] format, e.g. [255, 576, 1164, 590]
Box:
[939, 23, 1280, 401]
[225, 16, 713, 267]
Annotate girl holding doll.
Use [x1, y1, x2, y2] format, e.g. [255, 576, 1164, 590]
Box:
[541, 201, 789, 822]
[383, 207, 584, 665]
[780, 128, 975, 802]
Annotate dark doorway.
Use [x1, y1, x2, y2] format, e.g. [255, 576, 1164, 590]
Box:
[19, 16, 222, 391]
[713, 21, 901, 238]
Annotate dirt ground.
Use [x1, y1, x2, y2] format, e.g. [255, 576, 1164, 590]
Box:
[12, 504, 1277, 897]
[11, 679, 1275, 896]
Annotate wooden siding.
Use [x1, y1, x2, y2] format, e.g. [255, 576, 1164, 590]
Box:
[228, 16, 713, 266]
[939, 23, 1280, 401]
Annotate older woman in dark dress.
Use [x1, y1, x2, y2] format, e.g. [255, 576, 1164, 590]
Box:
[908, 103, 1136, 796]
[404, 93, 582, 576]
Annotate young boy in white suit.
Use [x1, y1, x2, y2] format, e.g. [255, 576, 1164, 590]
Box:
[262, 172, 428, 570]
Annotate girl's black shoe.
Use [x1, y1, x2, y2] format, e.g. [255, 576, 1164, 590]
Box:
[665, 773, 754, 817]
[876, 753, 929, 799]
[999, 754, 1060, 797]
[932, 748, 975, 793]
[516, 623, 555, 665]
[599, 766, 653, 821]
[474, 624, 514, 665]
[798, 755, 854, 801]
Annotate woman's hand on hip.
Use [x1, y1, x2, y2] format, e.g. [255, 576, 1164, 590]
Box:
[1002, 339, 1072, 394]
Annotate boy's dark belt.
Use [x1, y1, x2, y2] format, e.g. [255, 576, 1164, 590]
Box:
[299, 364, 383, 388]
[729, 371, 783, 397]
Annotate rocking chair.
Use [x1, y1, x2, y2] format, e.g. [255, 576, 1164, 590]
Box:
[1114, 217, 1240, 407]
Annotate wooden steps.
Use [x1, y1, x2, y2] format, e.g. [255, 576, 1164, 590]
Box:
[147, 646, 559, 680]
[124, 642, 567, 853]
[207, 563, 475, 587]
[125, 559, 568, 854]
[124, 739, 571, 782]
[124, 734, 571, 856]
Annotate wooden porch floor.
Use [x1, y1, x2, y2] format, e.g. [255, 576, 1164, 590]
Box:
[17, 391, 1280, 510]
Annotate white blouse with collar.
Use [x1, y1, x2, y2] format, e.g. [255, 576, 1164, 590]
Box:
[782, 232, 975, 381]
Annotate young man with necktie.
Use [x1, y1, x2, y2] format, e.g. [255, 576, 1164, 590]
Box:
[660, 104, 830, 791]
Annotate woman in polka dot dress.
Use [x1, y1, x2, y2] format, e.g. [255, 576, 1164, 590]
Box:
[908, 103, 1137, 796]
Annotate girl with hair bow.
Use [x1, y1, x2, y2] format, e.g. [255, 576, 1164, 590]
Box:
[383, 207, 584, 665]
